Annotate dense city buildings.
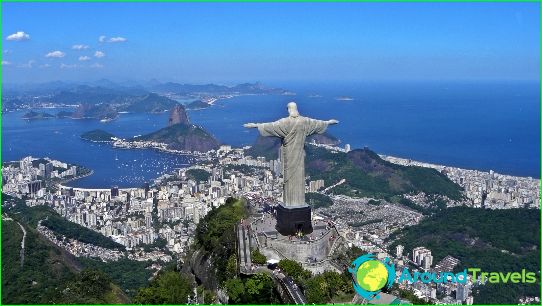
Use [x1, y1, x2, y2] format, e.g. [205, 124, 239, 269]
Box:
[2, 142, 539, 304]
[381, 155, 540, 209]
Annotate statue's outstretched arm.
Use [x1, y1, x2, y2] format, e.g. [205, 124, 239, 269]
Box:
[326, 119, 339, 125]
[243, 123, 259, 128]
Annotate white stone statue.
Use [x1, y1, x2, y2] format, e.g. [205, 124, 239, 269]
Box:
[244, 102, 338, 207]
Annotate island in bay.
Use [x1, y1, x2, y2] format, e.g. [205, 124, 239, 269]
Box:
[81, 104, 219, 153]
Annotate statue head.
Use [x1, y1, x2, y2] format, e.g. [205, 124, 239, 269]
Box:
[287, 102, 300, 118]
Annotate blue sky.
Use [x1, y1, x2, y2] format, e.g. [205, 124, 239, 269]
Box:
[2, 2, 540, 84]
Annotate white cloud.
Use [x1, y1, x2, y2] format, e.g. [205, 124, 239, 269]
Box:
[6, 31, 30, 41]
[90, 63, 104, 69]
[60, 63, 77, 69]
[39, 63, 51, 68]
[94, 51, 105, 58]
[79, 56, 91, 61]
[99, 35, 127, 43]
[2, 60, 11, 66]
[18, 60, 35, 68]
[45, 50, 65, 58]
[108, 36, 127, 43]
[72, 44, 89, 50]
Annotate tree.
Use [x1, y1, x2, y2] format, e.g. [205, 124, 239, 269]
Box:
[225, 255, 238, 280]
[304, 271, 350, 304]
[251, 249, 267, 265]
[278, 259, 312, 284]
[225, 278, 245, 304]
[225, 274, 278, 304]
[133, 271, 192, 304]
[195, 197, 247, 283]
[244, 273, 275, 304]
[305, 276, 327, 304]
[76, 269, 112, 297]
[322, 271, 350, 295]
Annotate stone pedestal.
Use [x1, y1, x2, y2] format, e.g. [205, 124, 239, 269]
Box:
[275, 204, 313, 236]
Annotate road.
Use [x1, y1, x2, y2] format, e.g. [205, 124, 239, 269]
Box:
[275, 272, 307, 304]
[17, 221, 27, 267]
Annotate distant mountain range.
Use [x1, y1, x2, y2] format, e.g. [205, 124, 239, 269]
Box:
[148, 81, 289, 95]
[3, 80, 290, 117]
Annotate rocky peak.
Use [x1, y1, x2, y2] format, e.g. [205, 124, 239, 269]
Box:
[168, 104, 189, 126]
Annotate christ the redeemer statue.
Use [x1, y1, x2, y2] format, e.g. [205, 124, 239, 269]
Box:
[244, 102, 338, 235]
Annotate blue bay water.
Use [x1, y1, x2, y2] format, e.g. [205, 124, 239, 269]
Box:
[2, 110, 192, 188]
[2, 81, 540, 188]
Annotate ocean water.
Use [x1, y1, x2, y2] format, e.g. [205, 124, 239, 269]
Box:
[2, 110, 192, 188]
[2, 80, 540, 188]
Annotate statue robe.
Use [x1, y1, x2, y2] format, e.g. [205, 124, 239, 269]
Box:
[257, 116, 329, 206]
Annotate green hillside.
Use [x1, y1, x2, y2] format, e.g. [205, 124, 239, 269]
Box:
[195, 197, 247, 284]
[245, 137, 461, 203]
[1, 219, 129, 304]
[79, 258, 154, 297]
[305, 145, 463, 201]
[388, 207, 540, 304]
[6, 202, 125, 251]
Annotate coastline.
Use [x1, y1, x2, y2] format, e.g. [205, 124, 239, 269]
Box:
[379, 153, 540, 181]
[60, 169, 95, 185]
[56, 144, 539, 193]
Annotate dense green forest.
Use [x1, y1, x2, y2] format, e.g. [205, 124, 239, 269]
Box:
[194, 197, 286, 304]
[388, 207, 540, 304]
[1, 218, 129, 304]
[133, 269, 193, 304]
[225, 273, 281, 304]
[195, 197, 248, 284]
[79, 258, 154, 297]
